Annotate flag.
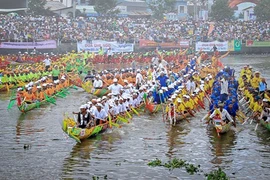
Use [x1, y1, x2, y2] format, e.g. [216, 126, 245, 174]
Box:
[144, 93, 155, 113]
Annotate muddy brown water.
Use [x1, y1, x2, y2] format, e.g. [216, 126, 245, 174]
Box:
[0, 55, 269, 180]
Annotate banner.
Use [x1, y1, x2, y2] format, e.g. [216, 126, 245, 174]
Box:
[0, 40, 57, 49]
[228, 40, 242, 51]
[139, 39, 189, 48]
[246, 40, 270, 47]
[234, 40, 242, 51]
[77, 40, 134, 53]
[195, 41, 228, 52]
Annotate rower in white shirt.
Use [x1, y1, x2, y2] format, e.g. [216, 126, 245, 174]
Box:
[119, 98, 127, 114]
[93, 103, 108, 125]
[108, 103, 117, 117]
[89, 99, 97, 115]
[186, 77, 196, 94]
[122, 80, 132, 95]
[113, 99, 120, 115]
[135, 69, 144, 89]
[108, 78, 123, 95]
[127, 96, 134, 107]
[93, 76, 103, 89]
[209, 102, 235, 125]
[101, 96, 109, 114]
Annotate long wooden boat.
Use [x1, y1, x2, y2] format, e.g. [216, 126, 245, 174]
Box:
[62, 118, 115, 143]
[209, 119, 232, 137]
[175, 113, 191, 123]
[0, 84, 14, 91]
[0, 82, 26, 92]
[260, 119, 270, 131]
[81, 81, 110, 97]
[62, 103, 145, 143]
[18, 100, 47, 113]
[17, 86, 74, 113]
[93, 88, 110, 97]
[81, 81, 92, 93]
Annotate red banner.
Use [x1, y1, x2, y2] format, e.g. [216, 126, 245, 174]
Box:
[139, 39, 189, 48]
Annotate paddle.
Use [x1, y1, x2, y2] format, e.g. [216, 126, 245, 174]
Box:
[35, 101, 41, 108]
[117, 116, 129, 123]
[242, 117, 250, 125]
[254, 123, 259, 131]
[70, 85, 78, 90]
[158, 91, 165, 121]
[7, 90, 16, 110]
[6, 83, 10, 92]
[131, 107, 140, 116]
[126, 110, 132, 119]
[44, 93, 56, 105]
[173, 104, 176, 125]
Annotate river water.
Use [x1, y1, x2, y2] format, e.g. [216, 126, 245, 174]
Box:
[0, 55, 270, 180]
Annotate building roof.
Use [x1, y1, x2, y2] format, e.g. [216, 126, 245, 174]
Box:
[242, 6, 255, 11]
[120, 0, 148, 7]
[0, 8, 27, 13]
[128, 11, 151, 16]
[45, 1, 70, 11]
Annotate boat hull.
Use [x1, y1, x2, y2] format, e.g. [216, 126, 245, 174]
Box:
[62, 118, 113, 143]
[260, 119, 270, 131]
[209, 119, 232, 135]
[93, 88, 110, 97]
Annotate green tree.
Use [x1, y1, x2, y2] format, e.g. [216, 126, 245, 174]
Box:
[210, 0, 233, 21]
[28, 0, 52, 16]
[254, 0, 270, 21]
[94, 0, 120, 16]
[148, 0, 176, 19]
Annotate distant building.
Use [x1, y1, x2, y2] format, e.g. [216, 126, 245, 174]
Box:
[242, 6, 256, 21]
[45, 0, 73, 17]
[75, 0, 150, 17]
[0, 0, 27, 13]
[147, 0, 188, 20]
[118, 0, 151, 17]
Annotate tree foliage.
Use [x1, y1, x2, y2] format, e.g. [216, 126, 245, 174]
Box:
[94, 0, 120, 16]
[28, 0, 53, 16]
[254, 0, 270, 21]
[148, 0, 176, 19]
[210, 0, 233, 21]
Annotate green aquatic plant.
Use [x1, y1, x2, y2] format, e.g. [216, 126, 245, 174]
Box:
[148, 158, 200, 174]
[148, 158, 228, 178]
[205, 168, 229, 180]
[147, 158, 162, 167]
[185, 163, 200, 175]
[163, 158, 187, 170]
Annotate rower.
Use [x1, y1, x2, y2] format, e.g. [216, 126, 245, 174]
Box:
[225, 102, 237, 125]
[135, 69, 144, 89]
[36, 86, 44, 101]
[74, 105, 92, 129]
[93, 75, 103, 89]
[260, 99, 270, 122]
[209, 102, 235, 125]
[119, 98, 127, 114]
[93, 103, 108, 125]
[84, 71, 94, 82]
[108, 78, 123, 95]
[24, 87, 36, 103]
[156, 71, 169, 87]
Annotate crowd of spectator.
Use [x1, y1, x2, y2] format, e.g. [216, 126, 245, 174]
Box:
[0, 14, 269, 44]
